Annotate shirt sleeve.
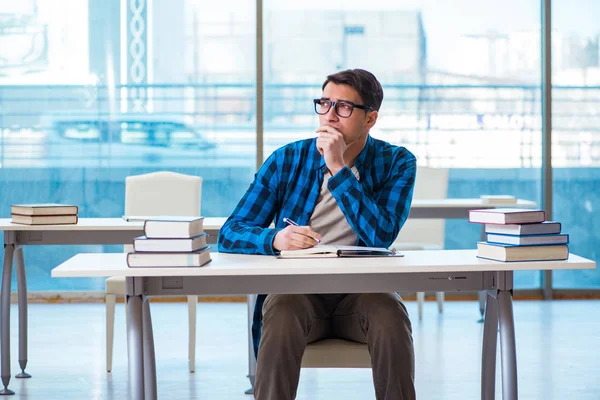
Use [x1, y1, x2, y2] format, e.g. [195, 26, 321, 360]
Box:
[328, 148, 417, 248]
[217, 152, 282, 255]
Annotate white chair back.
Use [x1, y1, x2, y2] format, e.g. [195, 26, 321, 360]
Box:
[393, 166, 449, 248]
[124, 171, 202, 251]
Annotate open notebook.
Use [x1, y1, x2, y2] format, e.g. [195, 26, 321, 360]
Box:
[278, 245, 402, 258]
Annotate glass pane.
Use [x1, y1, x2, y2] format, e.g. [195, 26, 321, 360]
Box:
[264, 0, 541, 288]
[551, 0, 600, 288]
[0, 0, 256, 290]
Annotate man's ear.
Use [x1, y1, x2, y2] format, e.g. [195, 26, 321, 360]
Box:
[366, 110, 379, 130]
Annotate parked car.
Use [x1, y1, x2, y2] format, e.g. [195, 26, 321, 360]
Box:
[42, 115, 220, 168]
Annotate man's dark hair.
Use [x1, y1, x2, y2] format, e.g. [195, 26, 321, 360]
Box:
[322, 69, 384, 111]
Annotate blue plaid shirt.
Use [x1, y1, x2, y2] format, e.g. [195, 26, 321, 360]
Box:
[218, 135, 416, 358]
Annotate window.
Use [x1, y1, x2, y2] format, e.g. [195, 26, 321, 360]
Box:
[0, 0, 256, 290]
[1, 0, 596, 292]
[263, 0, 542, 288]
[551, 0, 600, 288]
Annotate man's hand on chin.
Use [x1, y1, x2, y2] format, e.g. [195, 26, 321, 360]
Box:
[315, 126, 350, 175]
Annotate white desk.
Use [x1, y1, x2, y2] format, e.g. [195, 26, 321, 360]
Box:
[51, 250, 595, 400]
[0, 198, 534, 394]
[0, 217, 225, 395]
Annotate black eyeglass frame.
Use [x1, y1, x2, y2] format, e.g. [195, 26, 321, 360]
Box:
[313, 98, 375, 118]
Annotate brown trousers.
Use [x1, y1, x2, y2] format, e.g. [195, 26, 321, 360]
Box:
[254, 293, 415, 400]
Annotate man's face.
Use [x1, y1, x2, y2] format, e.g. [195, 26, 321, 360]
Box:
[318, 82, 377, 144]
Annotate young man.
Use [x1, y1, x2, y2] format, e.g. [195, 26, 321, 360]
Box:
[218, 69, 417, 400]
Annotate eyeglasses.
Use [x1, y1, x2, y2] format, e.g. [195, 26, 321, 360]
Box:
[313, 99, 374, 118]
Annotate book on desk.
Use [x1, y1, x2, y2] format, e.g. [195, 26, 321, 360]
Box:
[126, 217, 211, 268]
[468, 208, 546, 225]
[133, 233, 208, 252]
[469, 208, 569, 262]
[10, 203, 79, 225]
[476, 242, 569, 262]
[484, 221, 561, 236]
[279, 245, 402, 259]
[123, 216, 205, 238]
[127, 246, 212, 267]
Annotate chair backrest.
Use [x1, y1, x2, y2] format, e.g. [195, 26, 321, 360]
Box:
[393, 166, 449, 248]
[124, 171, 202, 251]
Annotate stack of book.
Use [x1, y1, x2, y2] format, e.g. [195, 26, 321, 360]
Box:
[126, 216, 212, 268]
[468, 208, 569, 262]
[11, 203, 79, 225]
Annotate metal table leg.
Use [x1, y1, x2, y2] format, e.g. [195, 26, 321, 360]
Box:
[15, 247, 31, 379]
[481, 291, 498, 400]
[1, 243, 15, 395]
[497, 290, 518, 400]
[245, 294, 257, 395]
[478, 224, 487, 321]
[142, 297, 157, 400]
[127, 294, 145, 400]
[478, 291, 486, 322]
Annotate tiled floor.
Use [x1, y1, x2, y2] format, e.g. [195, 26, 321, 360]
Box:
[2, 299, 599, 399]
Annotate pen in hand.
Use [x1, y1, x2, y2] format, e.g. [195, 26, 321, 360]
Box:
[283, 217, 321, 244]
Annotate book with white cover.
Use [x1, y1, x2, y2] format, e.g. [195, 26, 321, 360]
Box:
[486, 233, 569, 246]
[126, 246, 211, 267]
[480, 195, 517, 205]
[133, 233, 208, 252]
[279, 245, 399, 258]
[11, 203, 78, 216]
[484, 221, 561, 236]
[469, 208, 546, 225]
[476, 242, 568, 262]
[140, 217, 204, 239]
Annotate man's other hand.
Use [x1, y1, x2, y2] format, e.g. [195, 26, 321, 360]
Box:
[273, 225, 321, 251]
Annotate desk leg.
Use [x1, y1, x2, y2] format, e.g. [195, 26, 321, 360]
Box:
[498, 290, 518, 400]
[127, 295, 145, 400]
[478, 291, 486, 322]
[0, 244, 15, 395]
[14, 247, 30, 379]
[142, 297, 157, 400]
[481, 291, 498, 400]
[478, 225, 486, 321]
[245, 294, 257, 395]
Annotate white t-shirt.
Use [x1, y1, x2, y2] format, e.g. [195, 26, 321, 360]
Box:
[308, 166, 360, 246]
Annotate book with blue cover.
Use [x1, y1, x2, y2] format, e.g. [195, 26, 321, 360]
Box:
[485, 233, 569, 246]
[484, 221, 561, 236]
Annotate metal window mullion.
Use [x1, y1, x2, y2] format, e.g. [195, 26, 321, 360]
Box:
[541, 0, 553, 299]
[256, 0, 264, 170]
